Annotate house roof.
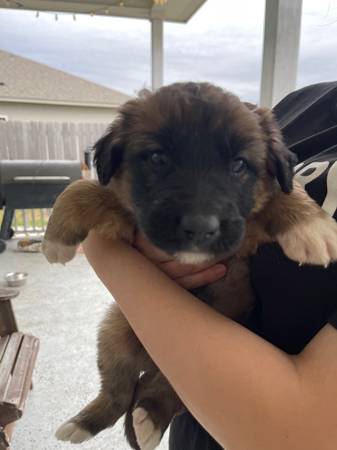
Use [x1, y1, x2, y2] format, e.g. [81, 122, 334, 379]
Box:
[0, 0, 207, 23]
[0, 49, 131, 108]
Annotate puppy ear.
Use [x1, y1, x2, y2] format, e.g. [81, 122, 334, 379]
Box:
[254, 107, 298, 193]
[93, 123, 124, 185]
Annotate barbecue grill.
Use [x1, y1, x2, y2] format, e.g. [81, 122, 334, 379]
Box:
[0, 160, 81, 251]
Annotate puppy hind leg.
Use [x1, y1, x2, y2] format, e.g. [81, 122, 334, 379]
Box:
[56, 305, 145, 442]
[55, 389, 131, 442]
[125, 371, 183, 450]
[56, 356, 141, 442]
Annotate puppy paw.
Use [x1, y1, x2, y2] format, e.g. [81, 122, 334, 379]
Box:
[42, 240, 77, 264]
[55, 421, 92, 443]
[277, 213, 337, 267]
[132, 407, 162, 450]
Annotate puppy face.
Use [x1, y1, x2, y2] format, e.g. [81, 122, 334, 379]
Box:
[94, 83, 296, 262]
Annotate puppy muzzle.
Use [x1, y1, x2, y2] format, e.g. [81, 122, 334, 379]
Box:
[139, 198, 246, 261]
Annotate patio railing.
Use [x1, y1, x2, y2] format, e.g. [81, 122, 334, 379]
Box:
[12, 209, 51, 236]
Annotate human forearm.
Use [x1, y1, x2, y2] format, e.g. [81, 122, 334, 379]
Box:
[85, 232, 337, 450]
[82, 233, 326, 450]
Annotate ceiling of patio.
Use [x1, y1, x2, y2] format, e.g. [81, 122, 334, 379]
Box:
[1, 0, 207, 22]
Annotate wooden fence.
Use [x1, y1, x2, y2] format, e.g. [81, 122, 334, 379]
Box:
[0, 120, 110, 235]
[0, 121, 109, 161]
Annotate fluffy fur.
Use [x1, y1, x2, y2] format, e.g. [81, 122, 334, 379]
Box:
[43, 82, 337, 450]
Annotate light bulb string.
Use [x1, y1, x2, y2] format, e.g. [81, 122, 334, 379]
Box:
[4, 0, 168, 19]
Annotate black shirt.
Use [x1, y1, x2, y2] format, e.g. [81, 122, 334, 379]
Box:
[169, 82, 337, 450]
[251, 145, 337, 354]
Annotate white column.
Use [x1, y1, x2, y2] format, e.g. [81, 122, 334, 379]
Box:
[260, 0, 303, 107]
[151, 19, 164, 91]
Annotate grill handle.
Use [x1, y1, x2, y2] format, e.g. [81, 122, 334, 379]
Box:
[13, 176, 71, 184]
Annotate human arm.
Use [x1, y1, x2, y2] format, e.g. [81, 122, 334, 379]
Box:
[83, 232, 337, 450]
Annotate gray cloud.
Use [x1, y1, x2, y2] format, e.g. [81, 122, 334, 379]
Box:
[0, 0, 337, 103]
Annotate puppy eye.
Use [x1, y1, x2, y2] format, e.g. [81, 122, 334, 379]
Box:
[150, 152, 169, 167]
[231, 157, 247, 174]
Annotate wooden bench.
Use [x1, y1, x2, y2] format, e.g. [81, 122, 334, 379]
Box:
[0, 289, 39, 449]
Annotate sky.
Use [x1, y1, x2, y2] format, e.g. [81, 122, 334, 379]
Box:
[0, 0, 337, 103]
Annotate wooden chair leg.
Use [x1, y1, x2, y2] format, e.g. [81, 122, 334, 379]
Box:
[0, 298, 19, 337]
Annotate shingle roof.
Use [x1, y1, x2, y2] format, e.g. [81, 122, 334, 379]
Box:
[0, 49, 131, 107]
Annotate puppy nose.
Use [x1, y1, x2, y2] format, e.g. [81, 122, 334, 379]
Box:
[181, 214, 220, 242]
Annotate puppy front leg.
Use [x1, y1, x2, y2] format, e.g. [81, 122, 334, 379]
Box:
[43, 179, 134, 264]
[266, 181, 337, 266]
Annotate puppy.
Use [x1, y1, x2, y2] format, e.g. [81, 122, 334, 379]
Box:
[43, 82, 337, 450]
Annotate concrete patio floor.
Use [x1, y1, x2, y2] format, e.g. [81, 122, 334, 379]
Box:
[1, 239, 169, 450]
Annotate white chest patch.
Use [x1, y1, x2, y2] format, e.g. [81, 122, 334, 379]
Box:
[175, 251, 212, 264]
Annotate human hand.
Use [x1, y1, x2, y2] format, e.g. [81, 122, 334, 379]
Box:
[134, 232, 227, 289]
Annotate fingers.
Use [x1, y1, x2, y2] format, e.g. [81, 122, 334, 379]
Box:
[176, 264, 227, 290]
[134, 231, 227, 289]
[160, 258, 222, 279]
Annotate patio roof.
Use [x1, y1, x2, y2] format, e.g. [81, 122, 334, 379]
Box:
[1, 0, 304, 106]
[1, 0, 207, 23]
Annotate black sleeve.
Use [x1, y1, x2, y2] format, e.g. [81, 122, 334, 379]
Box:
[273, 81, 337, 157]
[274, 82, 337, 222]
[283, 84, 337, 330]
[249, 83, 337, 354]
[329, 310, 337, 329]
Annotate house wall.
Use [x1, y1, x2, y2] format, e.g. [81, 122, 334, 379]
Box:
[0, 101, 118, 122]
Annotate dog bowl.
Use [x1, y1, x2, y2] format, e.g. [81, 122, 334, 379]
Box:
[4, 272, 28, 287]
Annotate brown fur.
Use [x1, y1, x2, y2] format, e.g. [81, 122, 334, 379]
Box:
[44, 84, 337, 450]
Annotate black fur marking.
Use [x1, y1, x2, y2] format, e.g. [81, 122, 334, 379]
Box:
[94, 131, 124, 185]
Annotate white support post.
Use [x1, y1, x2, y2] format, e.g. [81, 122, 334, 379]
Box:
[151, 19, 164, 91]
[260, 0, 303, 107]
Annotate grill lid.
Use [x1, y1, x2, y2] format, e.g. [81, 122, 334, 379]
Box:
[0, 160, 81, 185]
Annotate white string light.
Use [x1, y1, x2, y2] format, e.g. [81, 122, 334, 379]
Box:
[4, 0, 26, 7]
[24, 1, 169, 21]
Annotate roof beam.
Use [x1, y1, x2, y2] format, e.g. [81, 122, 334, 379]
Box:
[151, 18, 164, 90]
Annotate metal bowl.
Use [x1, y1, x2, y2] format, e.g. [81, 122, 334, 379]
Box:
[4, 271, 28, 287]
